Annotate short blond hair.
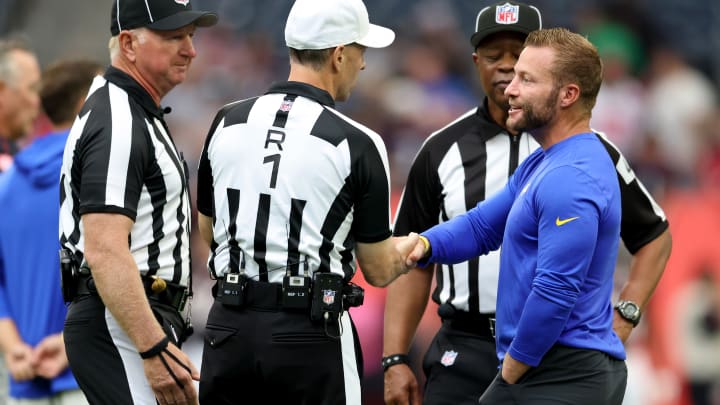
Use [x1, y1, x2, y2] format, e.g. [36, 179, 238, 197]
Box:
[524, 28, 603, 112]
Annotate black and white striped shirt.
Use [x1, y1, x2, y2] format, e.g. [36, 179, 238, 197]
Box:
[394, 100, 668, 315]
[59, 67, 192, 286]
[197, 81, 392, 283]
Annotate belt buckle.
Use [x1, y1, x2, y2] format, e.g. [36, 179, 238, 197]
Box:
[489, 317, 496, 339]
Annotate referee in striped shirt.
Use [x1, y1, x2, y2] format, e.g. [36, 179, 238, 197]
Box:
[383, 2, 671, 404]
[196, 0, 418, 403]
[59, 1, 216, 404]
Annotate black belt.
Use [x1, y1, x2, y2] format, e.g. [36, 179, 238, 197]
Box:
[213, 277, 283, 310]
[74, 273, 189, 312]
[212, 277, 363, 311]
[439, 305, 496, 338]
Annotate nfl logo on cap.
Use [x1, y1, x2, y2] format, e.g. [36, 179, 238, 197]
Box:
[469, 2, 542, 49]
[496, 3, 519, 24]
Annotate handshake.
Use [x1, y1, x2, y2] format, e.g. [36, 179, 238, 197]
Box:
[395, 232, 429, 271]
[357, 232, 431, 287]
[4, 333, 68, 381]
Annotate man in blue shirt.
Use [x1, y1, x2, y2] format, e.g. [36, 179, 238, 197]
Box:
[407, 28, 627, 404]
[0, 38, 41, 405]
[0, 59, 101, 405]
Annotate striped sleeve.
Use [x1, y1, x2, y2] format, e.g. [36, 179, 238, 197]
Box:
[595, 132, 668, 253]
[326, 109, 392, 243]
[349, 133, 392, 242]
[77, 83, 150, 219]
[197, 110, 225, 217]
[393, 141, 443, 235]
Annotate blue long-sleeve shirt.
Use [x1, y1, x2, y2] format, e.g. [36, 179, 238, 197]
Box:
[421, 132, 625, 367]
[0, 130, 79, 398]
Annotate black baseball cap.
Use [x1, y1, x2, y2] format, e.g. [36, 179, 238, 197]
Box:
[470, 1, 542, 48]
[110, 0, 218, 36]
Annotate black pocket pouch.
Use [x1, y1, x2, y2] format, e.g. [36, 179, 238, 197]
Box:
[204, 324, 237, 349]
[150, 300, 188, 346]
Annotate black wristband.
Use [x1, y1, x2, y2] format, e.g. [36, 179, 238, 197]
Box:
[382, 353, 410, 372]
[139, 336, 169, 359]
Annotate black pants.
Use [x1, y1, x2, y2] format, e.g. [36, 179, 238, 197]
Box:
[199, 298, 363, 405]
[64, 294, 186, 405]
[422, 322, 498, 405]
[478, 345, 627, 405]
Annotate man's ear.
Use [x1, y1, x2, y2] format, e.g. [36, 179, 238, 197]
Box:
[118, 31, 137, 63]
[559, 83, 580, 108]
[331, 45, 345, 72]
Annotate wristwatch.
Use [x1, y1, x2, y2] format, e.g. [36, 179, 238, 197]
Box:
[615, 300, 641, 327]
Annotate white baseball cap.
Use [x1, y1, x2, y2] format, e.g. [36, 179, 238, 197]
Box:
[285, 0, 395, 50]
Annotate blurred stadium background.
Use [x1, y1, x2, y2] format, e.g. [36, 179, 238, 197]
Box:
[3, 0, 720, 404]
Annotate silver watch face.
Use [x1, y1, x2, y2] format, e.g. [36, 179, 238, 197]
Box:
[620, 301, 640, 320]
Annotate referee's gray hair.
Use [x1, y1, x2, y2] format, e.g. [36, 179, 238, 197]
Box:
[0, 38, 33, 85]
[108, 28, 148, 60]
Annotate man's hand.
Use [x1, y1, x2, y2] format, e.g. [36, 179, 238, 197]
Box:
[5, 342, 35, 381]
[143, 342, 200, 405]
[384, 363, 421, 405]
[32, 334, 69, 379]
[83, 213, 198, 404]
[396, 232, 426, 268]
[613, 310, 633, 344]
[501, 352, 530, 384]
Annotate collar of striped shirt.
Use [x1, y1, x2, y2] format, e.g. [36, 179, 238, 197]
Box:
[104, 66, 171, 119]
[265, 81, 335, 108]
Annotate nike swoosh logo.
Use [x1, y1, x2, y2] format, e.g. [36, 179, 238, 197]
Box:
[555, 216, 579, 226]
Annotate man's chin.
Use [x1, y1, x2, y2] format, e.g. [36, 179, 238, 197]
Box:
[168, 73, 188, 87]
[506, 118, 523, 134]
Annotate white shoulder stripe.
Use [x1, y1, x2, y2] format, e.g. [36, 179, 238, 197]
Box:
[86, 75, 107, 100]
[407, 107, 479, 181]
[106, 83, 133, 207]
[428, 108, 477, 139]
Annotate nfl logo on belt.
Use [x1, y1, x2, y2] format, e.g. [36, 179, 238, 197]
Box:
[495, 3, 519, 24]
[323, 290, 336, 305]
[440, 350, 458, 367]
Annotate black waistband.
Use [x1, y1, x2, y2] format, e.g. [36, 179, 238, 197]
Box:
[213, 277, 283, 310]
[213, 276, 364, 311]
[74, 273, 189, 312]
[440, 308, 496, 338]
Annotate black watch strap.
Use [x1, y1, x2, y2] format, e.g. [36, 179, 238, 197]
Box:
[382, 353, 410, 372]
